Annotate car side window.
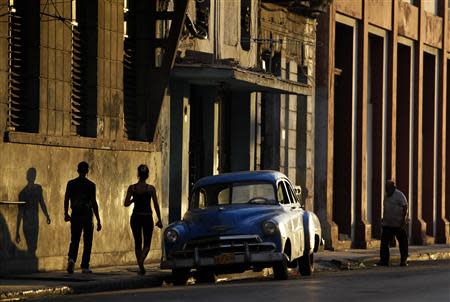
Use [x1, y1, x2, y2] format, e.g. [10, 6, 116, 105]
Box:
[277, 182, 291, 205]
[199, 189, 206, 208]
[284, 182, 298, 204]
[218, 187, 230, 205]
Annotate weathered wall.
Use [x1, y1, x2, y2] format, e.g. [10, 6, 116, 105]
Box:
[179, 0, 258, 67]
[0, 0, 170, 274]
[335, 0, 362, 19]
[0, 144, 164, 273]
[368, 0, 392, 30]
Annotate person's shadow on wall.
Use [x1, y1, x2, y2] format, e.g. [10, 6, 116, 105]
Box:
[15, 168, 51, 257]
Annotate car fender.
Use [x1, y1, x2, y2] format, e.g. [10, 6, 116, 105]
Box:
[302, 211, 316, 256]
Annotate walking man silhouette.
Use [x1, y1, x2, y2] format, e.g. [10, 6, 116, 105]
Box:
[64, 161, 102, 273]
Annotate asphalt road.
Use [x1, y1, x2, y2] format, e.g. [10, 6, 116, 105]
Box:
[31, 261, 450, 302]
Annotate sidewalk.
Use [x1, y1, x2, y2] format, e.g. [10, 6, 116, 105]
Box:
[1, 245, 449, 301]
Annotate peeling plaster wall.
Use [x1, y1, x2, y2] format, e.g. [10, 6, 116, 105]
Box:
[398, 1, 419, 41]
[424, 12, 443, 48]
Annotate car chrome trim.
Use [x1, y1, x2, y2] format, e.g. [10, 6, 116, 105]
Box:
[161, 252, 284, 269]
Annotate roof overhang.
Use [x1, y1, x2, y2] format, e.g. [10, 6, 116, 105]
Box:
[171, 64, 312, 96]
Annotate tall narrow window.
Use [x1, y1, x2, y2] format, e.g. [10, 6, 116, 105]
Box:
[123, 0, 138, 139]
[71, 0, 97, 137]
[240, 0, 251, 51]
[7, 0, 40, 133]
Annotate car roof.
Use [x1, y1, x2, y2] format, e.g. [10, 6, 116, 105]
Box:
[193, 170, 288, 188]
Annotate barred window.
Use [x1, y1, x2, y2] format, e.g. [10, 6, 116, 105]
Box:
[71, 0, 98, 137]
[7, 0, 40, 133]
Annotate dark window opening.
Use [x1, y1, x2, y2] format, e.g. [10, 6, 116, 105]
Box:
[71, 1, 98, 137]
[186, 0, 209, 39]
[8, 0, 40, 133]
[298, 44, 308, 84]
[240, 0, 251, 51]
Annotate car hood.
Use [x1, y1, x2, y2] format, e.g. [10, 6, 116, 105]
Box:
[183, 204, 282, 238]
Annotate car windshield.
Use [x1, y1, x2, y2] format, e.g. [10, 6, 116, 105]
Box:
[190, 182, 276, 209]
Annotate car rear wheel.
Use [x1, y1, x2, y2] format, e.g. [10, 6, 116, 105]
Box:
[172, 268, 190, 285]
[298, 252, 314, 276]
[273, 254, 289, 280]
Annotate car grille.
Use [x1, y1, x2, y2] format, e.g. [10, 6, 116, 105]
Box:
[171, 235, 276, 258]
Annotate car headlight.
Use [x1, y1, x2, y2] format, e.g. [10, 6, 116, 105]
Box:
[262, 221, 277, 236]
[165, 228, 179, 243]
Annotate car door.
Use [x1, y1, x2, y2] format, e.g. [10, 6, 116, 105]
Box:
[276, 181, 294, 235]
[283, 180, 304, 259]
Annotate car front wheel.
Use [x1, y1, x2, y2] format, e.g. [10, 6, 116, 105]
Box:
[172, 268, 190, 285]
[196, 269, 216, 283]
[298, 252, 314, 276]
[273, 254, 289, 280]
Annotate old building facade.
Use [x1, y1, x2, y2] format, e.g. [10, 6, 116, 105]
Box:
[0, 0, 321, 273]
[315, 0, 449, 249]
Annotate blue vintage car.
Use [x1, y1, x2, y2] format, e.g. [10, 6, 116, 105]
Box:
[161, 170, 323, 284]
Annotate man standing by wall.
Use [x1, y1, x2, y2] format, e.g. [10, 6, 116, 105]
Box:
[378, 180, 409, 267]
[64, 162, 102, 273]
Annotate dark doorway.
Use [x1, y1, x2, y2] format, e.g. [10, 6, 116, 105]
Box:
[396, 44, 412, 206]
[422, 52, 436, 237]
[333, 23, 354, 240]
[446, 60, 450, 225]
[189, 86, 205, 194]
[368, 34, 384, 239]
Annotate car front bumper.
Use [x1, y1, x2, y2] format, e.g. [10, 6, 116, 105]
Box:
[161, 251, 284, 269]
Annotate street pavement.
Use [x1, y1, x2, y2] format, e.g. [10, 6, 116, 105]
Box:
[1, 244, 449, 301]
[23, 261, 450, 302]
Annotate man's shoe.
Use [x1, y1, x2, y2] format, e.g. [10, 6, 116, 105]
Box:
[67, 259, 75, 274]
[400, 261, 408, 267]
[82, 268, 93, 274]
[376, 261, 389, 267]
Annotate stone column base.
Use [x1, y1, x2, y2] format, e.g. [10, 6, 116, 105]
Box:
[411, 217, 429, 245]
[353, 220, 372, 249]
[322, 220, 340, 250]
[436, 217, 450, 244]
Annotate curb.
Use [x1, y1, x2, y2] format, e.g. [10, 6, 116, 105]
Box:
[316, 250, 450, 271]
[0, 274, 167, 301]
[1, 251, 449, 301]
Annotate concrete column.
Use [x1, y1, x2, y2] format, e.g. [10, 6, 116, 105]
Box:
[201, 87, 220, 176]
[411, 0, 429, 245]
[168, 81, 190, 223]
[389, 0, 399, 181]
[97, 0, 124, 140]
[262, 93, 280, 171]
[315, 4, 339, 249]
[354, 0, 372, 248]
[436, 0, 450, 243]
